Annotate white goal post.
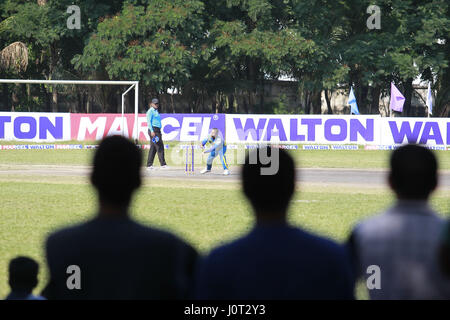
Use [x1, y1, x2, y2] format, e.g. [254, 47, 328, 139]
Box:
[0, 79, 140, 140]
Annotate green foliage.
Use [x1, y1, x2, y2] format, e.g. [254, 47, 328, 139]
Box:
[0, 150, 449, 296]
[338, 0, 450, 114]
[11, 94, 46, 112]
[265, 93, 298, 114]
[0, 0, 448, 114]
[74, 0, 207, 93]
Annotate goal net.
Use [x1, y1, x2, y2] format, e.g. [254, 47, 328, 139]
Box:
[0, 79, 140, 140]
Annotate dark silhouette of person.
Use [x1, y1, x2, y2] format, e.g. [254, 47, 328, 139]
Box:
[440, 221, 450, 277]
[347, 144, 450, 299]
[5, 256, 45, 300]
[195, 147, 354, 299]
[42, 135, 198, 299]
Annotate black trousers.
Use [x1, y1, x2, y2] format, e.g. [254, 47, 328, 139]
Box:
[147, 127, 167, 166]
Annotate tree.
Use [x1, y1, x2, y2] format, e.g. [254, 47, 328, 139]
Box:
[0, 0, 448, 115]
[1, 0, 68, 111]
[0, 41, 28, 72]
[0, 0, 125, 112]
[195, 0, 324, 113]
[339, 0, 450, 116]
[289, 0, 348, 114]
[433, 3, 450, 116]
[74, 0, 208, 112]
[0, 41, 29, 111]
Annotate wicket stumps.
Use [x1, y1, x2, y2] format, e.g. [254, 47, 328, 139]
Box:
[185, 142, 194, 174]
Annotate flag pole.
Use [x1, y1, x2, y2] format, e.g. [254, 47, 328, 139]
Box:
[389, 83, 392, 117]
[426, 81, 433, 118]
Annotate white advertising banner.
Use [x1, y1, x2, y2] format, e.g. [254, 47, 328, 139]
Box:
[225, 114, 449, 147]
[0, 112, 71, 142]
[0, 112, 448, 147]
[378, 117, 449, 146]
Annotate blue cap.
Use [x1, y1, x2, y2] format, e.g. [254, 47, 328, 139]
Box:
[151, 98, 159, 104]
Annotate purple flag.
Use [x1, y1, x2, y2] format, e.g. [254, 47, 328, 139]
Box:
[390, 82, 405, 112]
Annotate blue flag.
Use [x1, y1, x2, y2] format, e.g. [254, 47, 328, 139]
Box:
[348, 87, 359, 115]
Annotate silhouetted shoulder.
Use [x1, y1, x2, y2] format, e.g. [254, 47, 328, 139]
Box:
[46, 220, 92, 248]
[196, 225, 354, 300]
[128, 220, 196, 251]
[46, 217, 194, 253]
[206, 226, 348, 264]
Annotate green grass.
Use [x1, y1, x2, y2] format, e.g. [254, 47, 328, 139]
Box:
[0, 143, 449, 169]
[0, 175, 448, 299]
[0, 145, 449, 299]
[0, 150, 93, 166]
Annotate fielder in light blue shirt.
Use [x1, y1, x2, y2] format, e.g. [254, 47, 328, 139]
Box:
[146, 104, 162, 134]
[201, 128, 230, 175]
[146, 98, 167, 169]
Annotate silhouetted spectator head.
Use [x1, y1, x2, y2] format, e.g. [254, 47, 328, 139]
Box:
[242, 147, 296, 221]
[91, 135, 142, 208]
[389, 144, 438, 200]
[9, 257, 39, 294]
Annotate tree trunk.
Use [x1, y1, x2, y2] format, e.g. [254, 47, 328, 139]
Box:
[20, 84, 28, 111]
[304, 90, 311, 114]
[259, 78, 265, 112]
[241, 94, 249, 114]
[217, 92, 224, 113]
[81, 92, 87, 113]
[41, 84, 51, 112]
[246, 57, 262, 114]
[402, 78, 413, 116]
[324, 89, 333, 114]
[10, 83, 22, 111]
[127, 91, 134, 114]
[1, 84, 9, 111]
[435, 39, 449, 117]
[139, 85, 145, 114]
[370, 86, 381, 115]
[247, 91, 254, 113]
[171, 93, 175, 113]
[356, 82, 369, 114]
[110, 89, 118, 113]
[311, 89, 322, 114]
[26, 84, 31, 111]
[48, 43, 59, 112]
[86, 97, 91, 113]
[52, 86, 58, 112]
[116, 94, 121, 113]
[74, 91, 82, 113]
[228, 94, 235, 113]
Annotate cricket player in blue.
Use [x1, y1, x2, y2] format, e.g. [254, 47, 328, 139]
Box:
[201, 128, 230, 175]
[146, 98, 167, 170]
